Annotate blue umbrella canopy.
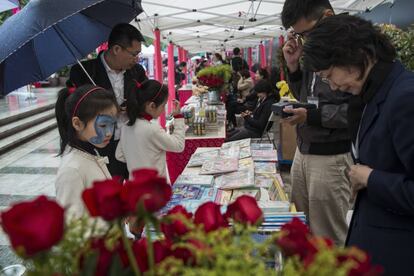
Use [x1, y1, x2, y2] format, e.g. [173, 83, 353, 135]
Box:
[0, 0, 143, 95]
[360, 0, 414, 29]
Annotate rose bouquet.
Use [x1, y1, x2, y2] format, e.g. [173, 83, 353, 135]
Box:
[196, 64, 232, 90]
[1, 169, 382, 276]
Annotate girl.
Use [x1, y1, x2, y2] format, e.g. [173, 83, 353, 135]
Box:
[55, 85, 118, 218]
[116, 79, 185, 181]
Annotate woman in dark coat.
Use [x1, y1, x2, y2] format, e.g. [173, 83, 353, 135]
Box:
[303, 14, 414, 276]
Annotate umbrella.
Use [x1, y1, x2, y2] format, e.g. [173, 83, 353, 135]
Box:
[360, 0, 414, 29]
[0, 0, 143, 96]
[0, 0, 19, 14]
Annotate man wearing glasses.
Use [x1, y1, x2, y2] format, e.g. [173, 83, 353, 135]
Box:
[281, 0, 353, 245]
[68, 23, 148, 180]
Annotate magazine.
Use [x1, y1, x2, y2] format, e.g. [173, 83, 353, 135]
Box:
[215, 169, 255, 189]
[199, 158, 239, 175]
[187, 149, 220, 167]
[230, 189, 260, 202]
[239, 146, 252, 159]
[254, 162, 276, 174]
[219, 146, 240, 159]
[221, 138, 251, 149]
[174, 174, 214, 186]
[251, 150, 278, 162]
[258, 200, 290, 213]
[254, 174, 274, 188]
[268, 174, 288, 201]
[215, 189, 233, 205]
[250, 143, 274, 151]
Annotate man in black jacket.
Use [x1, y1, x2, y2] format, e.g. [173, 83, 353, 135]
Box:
[68, 23, 148, 179]
[281, 0, 353, 245]
[226, 80, 277, 142]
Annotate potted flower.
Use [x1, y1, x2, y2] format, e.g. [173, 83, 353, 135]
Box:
[197, 64, 232, 103]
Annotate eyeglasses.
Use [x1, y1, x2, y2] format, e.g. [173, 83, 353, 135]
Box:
[118, 45, 141, 58]
[291, 13, 325, 39]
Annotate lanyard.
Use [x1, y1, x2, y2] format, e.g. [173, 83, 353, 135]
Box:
[351, 105, 367, 163]
[310, 72, 316, 97]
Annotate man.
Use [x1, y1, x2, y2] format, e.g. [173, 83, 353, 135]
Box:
[230, 47, 248, 73]
[281, 0, 353, 245]
[69, 23, 148, 180]
[175, 61, 187, 86]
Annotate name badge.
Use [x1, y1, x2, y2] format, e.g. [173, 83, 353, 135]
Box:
[307, 96, 319, 108]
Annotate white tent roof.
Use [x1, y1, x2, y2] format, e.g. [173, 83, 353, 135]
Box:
[133, 0, 387, 53]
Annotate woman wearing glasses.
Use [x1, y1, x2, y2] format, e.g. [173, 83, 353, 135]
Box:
[303, 14, 414, 276]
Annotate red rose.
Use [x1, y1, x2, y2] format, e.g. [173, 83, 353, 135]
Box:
[80, 238, 128, 276]
[225, 195, 263, 225]
[82, 179, 125, 221]
[276, 218, 317, 261]
[121, 169, 172, 213]
[161, 205, 193, 240]
[337, 248, 383, 276]
[194, 202, 227, 232]
[133, 238, 171, 273]
[172, 239, 205, 265]
[1, 196, 64, 257]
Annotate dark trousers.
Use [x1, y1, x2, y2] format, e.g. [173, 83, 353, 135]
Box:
[225, 127, 261, 142]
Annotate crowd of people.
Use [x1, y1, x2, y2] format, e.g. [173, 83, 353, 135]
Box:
[53, 1, 414, 274]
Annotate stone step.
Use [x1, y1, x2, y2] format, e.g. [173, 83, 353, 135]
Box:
[0, 118, 57, 156]
[0, 109, 55, 140]
[0, 103, 55, 127]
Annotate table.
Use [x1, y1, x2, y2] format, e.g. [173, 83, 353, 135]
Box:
[166, 102, 226, 184]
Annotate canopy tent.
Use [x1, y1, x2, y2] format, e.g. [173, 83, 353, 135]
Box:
[133, 0, 388, 53]
[360, 0, 414, 29]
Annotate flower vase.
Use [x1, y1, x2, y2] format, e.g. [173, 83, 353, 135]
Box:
[208, 89, 221, 104]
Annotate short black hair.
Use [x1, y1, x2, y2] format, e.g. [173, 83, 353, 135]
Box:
[281, 0, 333, 29]
[303, 14, 396, 78]
[256, 68, 269, 79]
[233, 47, 241, 55]
[254, 80, 273, 95]
[179, 61, 187, 67]
[108, 23, 145, 49]
[240, 69, 250, 79]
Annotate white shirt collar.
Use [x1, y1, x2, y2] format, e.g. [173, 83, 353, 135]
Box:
[100, 52, 126, 75]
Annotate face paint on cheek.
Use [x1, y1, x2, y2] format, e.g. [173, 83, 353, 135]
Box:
[89, 115, 116, 145]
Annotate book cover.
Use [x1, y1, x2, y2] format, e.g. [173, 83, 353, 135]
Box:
[221, 138, 251, 149]
[215, 189, 233, 205]
[251, 143, 274, 150]
[254, 162, 276, 174]
[258, 200, 290, 213]
[174, 174, 214, 186]
[239, 146, 252, 159]
[199, 158, 239, 175]
[254, 174, 274, 188]
[219, 145, 240, 159]
[230, 189, 260, 202]
[238, 157, 254, 170]
[268, 174, 288, 201]
[187, 149, 220, 167]
[252, 150, 278, 162]
[215, 169, 255, 189]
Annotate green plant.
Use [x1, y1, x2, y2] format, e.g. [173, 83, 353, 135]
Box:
[380, 24, 414, 71]
[196, 64, 232, 89]
[57, 66, 70, 77]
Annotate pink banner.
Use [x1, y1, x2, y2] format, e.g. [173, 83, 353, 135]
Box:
[167, 42, 175, 113]
[260, 43, 267, 69]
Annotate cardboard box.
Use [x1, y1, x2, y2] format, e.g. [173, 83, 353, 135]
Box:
[279, 122, 296, 161]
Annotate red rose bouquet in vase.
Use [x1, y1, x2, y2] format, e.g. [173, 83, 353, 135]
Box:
[197, 64, 231, 104]
[1, 170, 383, 276]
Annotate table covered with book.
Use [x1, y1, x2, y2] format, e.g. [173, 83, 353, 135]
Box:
[164, 138, 306, 232]
[166, 95, 226, 183]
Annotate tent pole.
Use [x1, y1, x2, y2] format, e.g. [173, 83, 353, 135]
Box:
[167, 42, 175, 113]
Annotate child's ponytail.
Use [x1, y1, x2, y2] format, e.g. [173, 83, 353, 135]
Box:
[55, 88, 72, 156]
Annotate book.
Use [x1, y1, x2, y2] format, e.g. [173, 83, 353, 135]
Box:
[238, 157, 254, 170]
[187, 149, 220, 167]
[215, 189, 233, 205]
[239, 146, 252, 159]
[174, 174, 214, 186]
[254, 162, 276, 174]
[215, 169, 255, 189]
[255, 174, 274, 188]
[219, 146, 240, 159]
[230, 189, 260, 202]
[199, 158, 239, 175]
[250, 143, 274, 151]
[252, 150, 278, 162]
[221, 138, 251, 149]
[268, 174, 288, 201]
[258, 200, 290, 213]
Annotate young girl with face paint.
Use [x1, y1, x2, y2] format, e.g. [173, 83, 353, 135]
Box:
[116, 79, 185, 182]
[55, 85, 118, 218]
